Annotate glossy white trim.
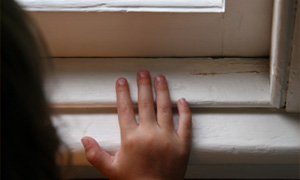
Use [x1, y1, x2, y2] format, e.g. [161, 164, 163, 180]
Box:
[270, 0, 297, 108]
[53, 108, 300, 179]
[18, 0, 272, 57]
[17, 0, 225, 12]
[46, 58, 271, 108]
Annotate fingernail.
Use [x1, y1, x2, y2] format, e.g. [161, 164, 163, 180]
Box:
[117, 78, 127, 85]
[81, 137, 90, 147]
[155, 75, 165, 83]
[138, 70, 149, 78]
[180, 98, 188, 105]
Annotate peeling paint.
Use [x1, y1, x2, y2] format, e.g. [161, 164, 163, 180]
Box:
[191, 70, 260, 76]
[46, 58, 271, 109]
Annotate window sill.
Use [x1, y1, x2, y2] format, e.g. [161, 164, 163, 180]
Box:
[48, 58, 299, 179]
[53, 108, 299, 179]
[46, 57, 271, 109]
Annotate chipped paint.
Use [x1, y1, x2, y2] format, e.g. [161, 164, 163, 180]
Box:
[45, 58, 271, 109]
[191, 70, 260, 76]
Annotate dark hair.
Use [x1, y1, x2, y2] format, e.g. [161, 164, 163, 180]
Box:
[1, 0, 61, 179]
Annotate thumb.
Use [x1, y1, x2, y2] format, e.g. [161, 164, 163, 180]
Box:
[81, 136, 114, 173]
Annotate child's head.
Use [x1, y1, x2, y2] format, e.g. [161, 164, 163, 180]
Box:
[2, 0, 61, 179]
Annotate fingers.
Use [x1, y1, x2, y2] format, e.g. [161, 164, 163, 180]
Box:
[137, 70, 156, 126]
[116, 78, 137, 135]
[81, 137, 114, 174]
[177, 98, 192, 144]
[154, 75, 173, 130]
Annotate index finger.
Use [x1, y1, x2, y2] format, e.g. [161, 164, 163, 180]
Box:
[116, 78, 137, 135]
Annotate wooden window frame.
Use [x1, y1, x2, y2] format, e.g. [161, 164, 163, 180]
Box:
[15, 0, 300, 179]
[17, 0, 299, 111]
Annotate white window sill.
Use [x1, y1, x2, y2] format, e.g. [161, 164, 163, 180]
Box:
[47, 58, 299, 179]
[53, 108, 299, 179]
[46, 58, 271, 108]
[46, 56, 298, 178]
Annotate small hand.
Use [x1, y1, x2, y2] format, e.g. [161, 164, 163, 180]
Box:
[82, 70, 192, 180]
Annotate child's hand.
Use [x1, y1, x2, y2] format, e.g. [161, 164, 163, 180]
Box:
[81, 70, 192, 180]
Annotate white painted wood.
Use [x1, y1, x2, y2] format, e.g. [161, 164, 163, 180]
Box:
[53, 109, 300, 179]
[17, 0, 225, 12]
[45, 58, 271, 108]
[270, 0, 297, 108]
[286, 1, 300, 112]
[18, 0, 272, 57]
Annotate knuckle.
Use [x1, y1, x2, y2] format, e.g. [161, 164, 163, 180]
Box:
[139, 101, 152, 109]
[117, 83, 128, 92]
[141, 134, 156, 148]
[144, 134, 170, 152]
[118, 103, 130, 113]
[123, 135, 136, 148]
[156, 83, 168, 91]
[138, 78, 151, 86]
[181, 113, 192, 123]
[86, 150, 98, 163]
[181, 107, 191, 114]
[158, 105, 171, 115]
